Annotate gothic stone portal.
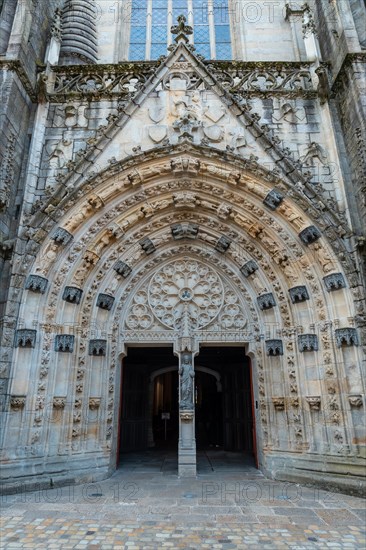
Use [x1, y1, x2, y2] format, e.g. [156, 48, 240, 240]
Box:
[119, 258, 255, 476]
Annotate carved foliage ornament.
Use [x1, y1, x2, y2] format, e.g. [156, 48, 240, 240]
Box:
[306, 396, 321, 411]
[10, 396, 26, 411]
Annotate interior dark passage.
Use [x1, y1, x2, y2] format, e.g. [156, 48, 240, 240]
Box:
[119, 347, 178, 460]
[119, 345, 256, 472]
[195, 346, 256, 469]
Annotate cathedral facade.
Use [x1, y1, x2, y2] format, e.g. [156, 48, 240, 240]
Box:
[0, 0, 365, 494]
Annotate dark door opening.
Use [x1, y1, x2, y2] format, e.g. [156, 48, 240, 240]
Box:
[119, 347, 179, 462]
[195, 346, 256, 468]
[153, 370, 179, 446]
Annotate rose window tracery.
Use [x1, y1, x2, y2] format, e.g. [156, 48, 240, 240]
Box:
[124, 259, 247, 332]
[125, 291, 154, 329]
[148, 260, 224, 329]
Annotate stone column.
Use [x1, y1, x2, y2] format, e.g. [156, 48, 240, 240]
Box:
[178, 351, 196, 477]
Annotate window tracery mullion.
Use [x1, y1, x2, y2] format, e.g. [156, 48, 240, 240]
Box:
[146, 0, 153, 60]
[208, 0, 216, 59]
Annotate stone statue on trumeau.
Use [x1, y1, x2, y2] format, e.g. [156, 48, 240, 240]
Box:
[179, 352, 195, 410]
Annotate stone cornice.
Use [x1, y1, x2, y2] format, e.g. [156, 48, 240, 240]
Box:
[330, 52, 366, 94]
[0, 59, 37, 102]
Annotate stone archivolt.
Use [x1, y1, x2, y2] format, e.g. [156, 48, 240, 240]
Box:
[5, 146, 364, 486]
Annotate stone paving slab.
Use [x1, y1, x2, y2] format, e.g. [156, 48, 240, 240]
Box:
[1, 468, 365, 548]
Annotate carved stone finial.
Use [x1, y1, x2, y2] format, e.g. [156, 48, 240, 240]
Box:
[171, 15, 193, 44]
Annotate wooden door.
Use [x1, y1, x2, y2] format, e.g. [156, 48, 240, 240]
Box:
[120, 364, 149, 452]
[223, 365, 253, 452]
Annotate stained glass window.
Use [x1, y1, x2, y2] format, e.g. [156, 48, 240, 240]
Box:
[128, 0, 232, 61]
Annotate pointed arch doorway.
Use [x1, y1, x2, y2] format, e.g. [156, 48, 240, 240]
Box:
[117, 345, 258, 474]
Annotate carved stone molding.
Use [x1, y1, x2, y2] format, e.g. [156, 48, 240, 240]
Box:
[53, 397, 66, 409]
[348, 395, 363, 408]
[240, 261, 258, 277]
[25, 275, 49, 294]
[52, 227, 73, 245]
[14, 329, 37, 348]
[180, 410, 194, 423]
[306, 396, 321, 411]
[140, 237, 156, 255]
[298, 334, 318, 352]
[299, 226, 321, 245]
[289, 286, 309, 303]
[55, 334, 75, 353]
[215, 236, 231, 253]
[10, 396, 26, 411]
[89, 339, 107, 356]
[257, 293, 276, 310]
[335, 328, 359, 347]
[62, 286, 83, 304]
[323, 273, 346, 292]
[89, 398, 101, 410]
[272, 397, 285, 411]
[290, 397, 300, 408]
[263, 189, 284, 210]
[266, 339, 284, 356]
[114, 261, 132, 278]
[96, 293, 115, 311]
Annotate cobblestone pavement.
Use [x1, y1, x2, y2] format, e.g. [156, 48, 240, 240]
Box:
[1, 452, 365, 549]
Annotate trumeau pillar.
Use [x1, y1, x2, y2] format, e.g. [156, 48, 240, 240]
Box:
[175, 306, 198, 476]
[177, 346, 196, 477]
